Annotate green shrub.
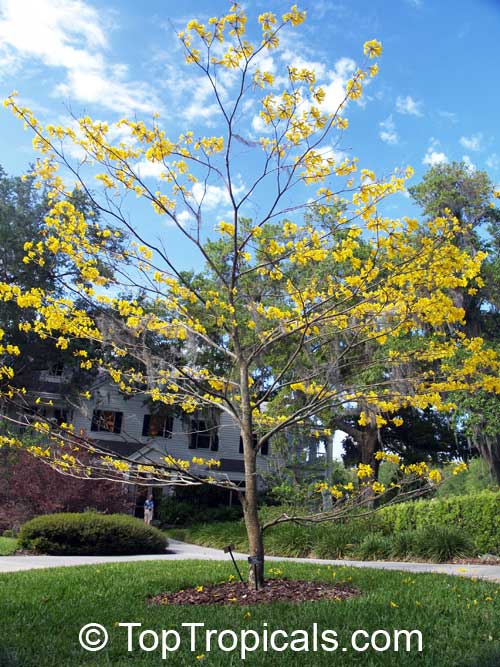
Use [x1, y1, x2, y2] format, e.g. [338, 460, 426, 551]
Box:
[178, 490, 500, 561]
[156, 499, 195, 526]
[166, 528, 188, 541]
[181, 520, 247, 550]
[375, 490, 500, 554]
[156, 498, 242, 527]
[313, 522, 363, 558]
[19, 512, 168, 555]
[437, 458, 496, 497]
[356, 533, 393, 560]
[196, 506, 242, 525]
[389, 530, 416, 560]
[264, 523, 316, 557]
[411, 526, 474, 562]
[2, 529, 15, 538]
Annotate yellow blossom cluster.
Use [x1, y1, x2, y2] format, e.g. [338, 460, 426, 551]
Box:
[356, 464, 374, 479]
[164, 455, 190, 470]
[375, 451, 401, 465]
[192, 457, 222, 468]
[371, 481, 386, 494]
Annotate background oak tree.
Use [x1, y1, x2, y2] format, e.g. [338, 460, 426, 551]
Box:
[409, 162, 500, 482]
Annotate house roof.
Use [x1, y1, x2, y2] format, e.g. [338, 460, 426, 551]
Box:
[91, 438, 146, 458]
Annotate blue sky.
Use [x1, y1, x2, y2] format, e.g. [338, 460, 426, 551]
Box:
[0, 0, 499, 268]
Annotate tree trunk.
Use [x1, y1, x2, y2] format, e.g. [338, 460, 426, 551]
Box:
[357, 426, 380, 507]
[239, 363, 265, 589]
[325, 435, 334, 484]
[360, 426, 381, 478]
[476, 433, 500, 486]
[334, 418, 381, 477]
[241, 474, 265, 589]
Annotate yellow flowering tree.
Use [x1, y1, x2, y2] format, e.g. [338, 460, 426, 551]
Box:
[1, 4, 500, 586]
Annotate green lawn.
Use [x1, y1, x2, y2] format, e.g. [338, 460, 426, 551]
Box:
[0, 560, 499, 666]
[0, 536, 17, 555]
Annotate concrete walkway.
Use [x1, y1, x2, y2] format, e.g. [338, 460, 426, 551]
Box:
[1, 539, 499, 582]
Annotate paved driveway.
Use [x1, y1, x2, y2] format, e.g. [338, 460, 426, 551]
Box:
[1, 539, 499, 582]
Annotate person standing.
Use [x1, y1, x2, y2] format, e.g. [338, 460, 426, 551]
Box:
[144, 495, 154, 525]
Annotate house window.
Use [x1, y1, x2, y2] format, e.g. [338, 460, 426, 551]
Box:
[189, 419, 218, 451]
[91, 410, 123, 434]
[52, 409, 68, 426]
[142, 413, 173, 438]
[239, 433, 270, 455]
[48, 362, 64, 377]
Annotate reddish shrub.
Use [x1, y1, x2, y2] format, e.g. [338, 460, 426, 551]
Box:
[0, 450, 133, 532]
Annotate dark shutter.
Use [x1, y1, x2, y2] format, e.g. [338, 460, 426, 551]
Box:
[113, 412, 123, 434]
[261, 437, 269, 456]
[91, 410, 99, 432]
[54, 409, 66, 426]
[189, 422, 197, 449]
[211, 431, 219, 451]
[240, 434, 258, 452]
[165, 414, 173, 438]
[142, 414, 150, 437]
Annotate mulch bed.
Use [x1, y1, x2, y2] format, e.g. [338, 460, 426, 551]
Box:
[149, 579, 360, 606]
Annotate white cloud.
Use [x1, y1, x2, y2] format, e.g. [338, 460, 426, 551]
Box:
[55, 70, 159, 115]
[0, 43, 18, 77]
[462, 155, 476, 171]
[0, 0, 160, 115]
[310, 0, 334, 20]
[183, 101, 219, 123]
[280, 49, 326, 81]
[423, 149, 448, 166]
[422, 138, 448, 167]
[135, 160, 166, 180]
[190, 180, 246, 213]
[159, 208, 194, 229]
[177, 210, 194, 226]
[107, 123, 138, 146]
[459, 133, 482, 152]
[191, 182, 230, 210]
[252, 51, 277, 75]
[317, 144, 347, 164]
[251, 113, 270, 134]
[182, 77, 220, 124]
[486, 153, 499, 171]
[396, 95, 423, 116]
[249, 53, 357, 137]
[322, 57, 356, 114]
[379, 115, 398, 145]
[437, 110, 458, 123]
[276, 49, 356, 110]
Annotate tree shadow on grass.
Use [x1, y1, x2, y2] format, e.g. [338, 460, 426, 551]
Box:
[460, 648, 500, 667]
[0, 647, 20, 667]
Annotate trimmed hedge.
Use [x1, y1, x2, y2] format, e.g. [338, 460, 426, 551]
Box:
[175, 490, 500, 561]
[375, 490, 500, 554]
[19, 512, 168, 555]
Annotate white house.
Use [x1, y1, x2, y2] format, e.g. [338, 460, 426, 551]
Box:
[15, 366, 273, 492]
